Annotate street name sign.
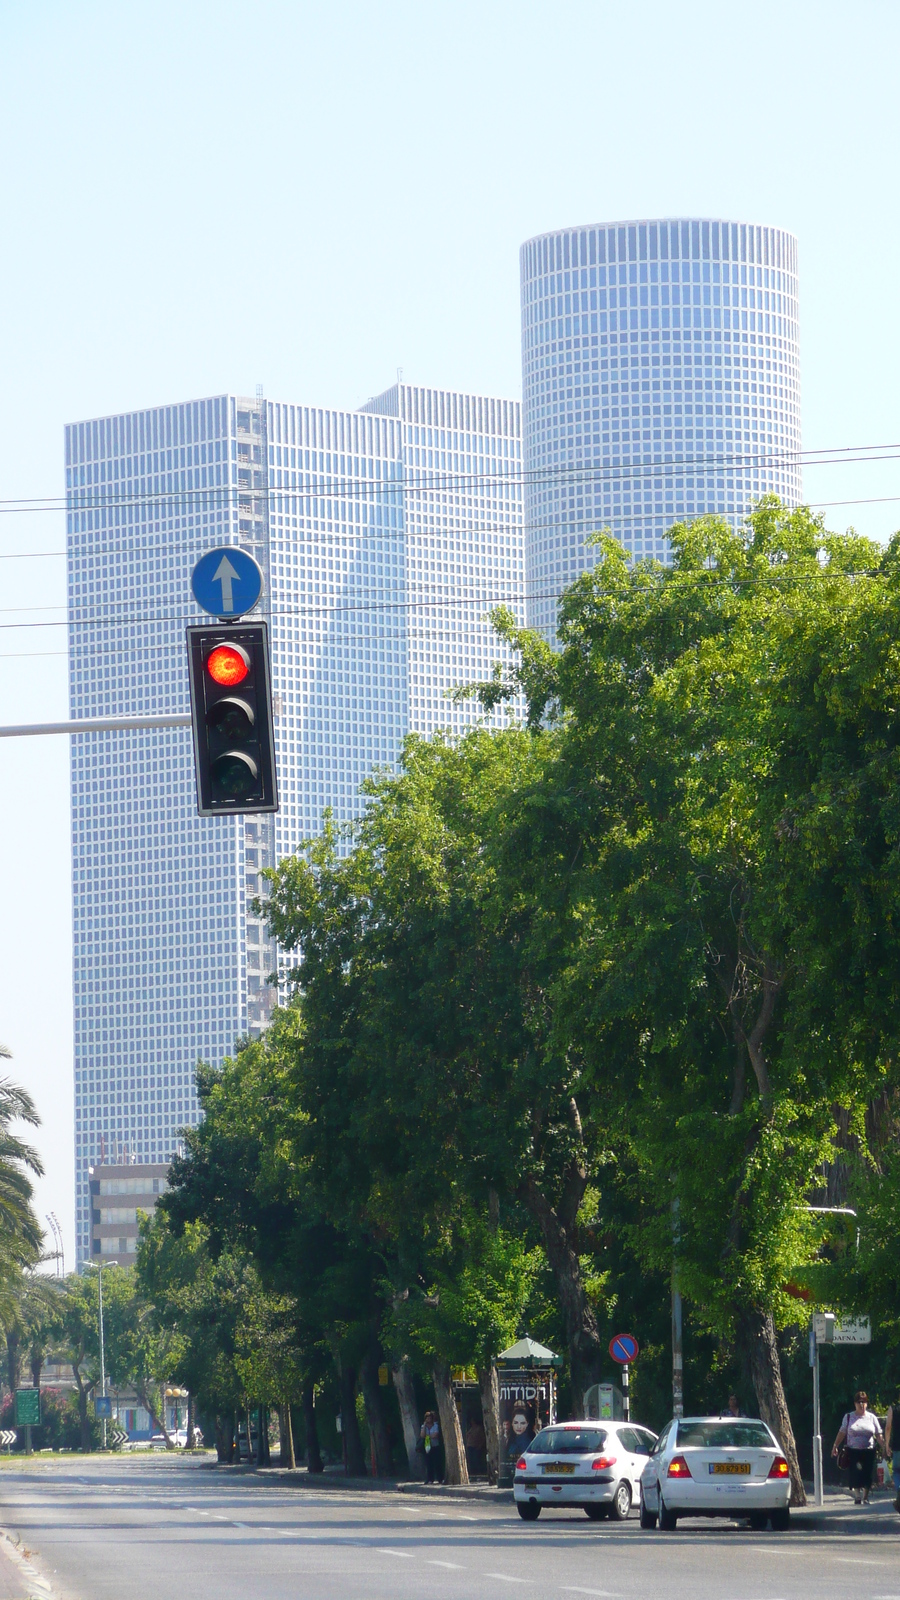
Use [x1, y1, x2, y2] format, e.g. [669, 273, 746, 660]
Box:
[14, 1389, 40, 1427]
[191, 547, 263, 619]
[833, 1317, 871, 1345]
[609, 1333, 639, 1364]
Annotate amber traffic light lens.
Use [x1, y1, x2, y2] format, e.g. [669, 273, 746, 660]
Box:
[206, 643, 250, 686]
[208, 696, 255, 743]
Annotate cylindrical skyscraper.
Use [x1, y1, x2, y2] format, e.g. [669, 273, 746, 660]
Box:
[520, 219, 801, 637]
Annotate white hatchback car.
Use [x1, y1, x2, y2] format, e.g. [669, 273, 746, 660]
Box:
[639, 1416, 792, 1531]
[514, 1420, 657, 1521]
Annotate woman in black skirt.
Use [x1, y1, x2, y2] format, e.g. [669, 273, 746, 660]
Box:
[832, 1391, 884, 1504]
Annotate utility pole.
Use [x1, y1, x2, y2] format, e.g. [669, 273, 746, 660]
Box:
[672, 1194, 684, 1416]
[98, 1263, 107, 1452]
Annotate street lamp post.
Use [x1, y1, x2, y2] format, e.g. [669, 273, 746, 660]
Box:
[804, 1207, 857, 1508]
[88, 1260, 119, 1451]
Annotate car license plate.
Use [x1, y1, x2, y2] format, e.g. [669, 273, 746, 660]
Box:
[543, 1462, 575, 1474]
[710, 1462, 751, 1475]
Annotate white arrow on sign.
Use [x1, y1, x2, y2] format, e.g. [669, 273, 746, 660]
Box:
[212, 555, 240, 614]
[109, 1429, 129, 1450]
[0, 1430, 16, 1447]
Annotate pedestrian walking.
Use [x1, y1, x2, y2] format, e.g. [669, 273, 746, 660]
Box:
[884, 1390, 900, 1513]
[832, 1390, 884, 1504]
[419, 1409, 442, 1484]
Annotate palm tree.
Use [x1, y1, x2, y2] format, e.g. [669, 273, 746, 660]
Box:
[0, 1047, 44, 1332]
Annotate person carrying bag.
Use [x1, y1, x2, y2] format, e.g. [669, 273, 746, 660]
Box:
[832, 1390, 884, 1505]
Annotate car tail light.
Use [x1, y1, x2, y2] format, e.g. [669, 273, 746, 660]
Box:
[591, 1455, 617, 1470]
[768, 1455, 790, 1479]
[516, 1458, 527, 1471]
[667, 1454, 692, 1478]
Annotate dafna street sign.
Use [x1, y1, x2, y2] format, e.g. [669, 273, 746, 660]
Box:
[191, 547, 263, 620]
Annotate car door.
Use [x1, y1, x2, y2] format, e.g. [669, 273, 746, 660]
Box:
[616, 1428, 643, 1494]
[629, 1426, 656, 1491]
[643, 1422, 672, 1505]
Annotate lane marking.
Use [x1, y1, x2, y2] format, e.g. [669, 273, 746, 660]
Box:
[485, 1575, 529, 1584]
[833, 1557, 886, 1566]
[377, 1548, 415, 1558]
[561, 1588, 622, 1597]
[429, 1560, 465, 1568]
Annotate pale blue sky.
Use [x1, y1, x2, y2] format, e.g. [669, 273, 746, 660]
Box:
[1, 0, 897, 1260]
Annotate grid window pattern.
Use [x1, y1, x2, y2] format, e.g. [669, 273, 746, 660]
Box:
[68, 385, 523, 1264]
[520, 218, 802, 639]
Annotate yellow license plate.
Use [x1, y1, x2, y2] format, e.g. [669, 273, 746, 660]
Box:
[710, 1462, 751, 1475]
[543, 1462, 575, 1474]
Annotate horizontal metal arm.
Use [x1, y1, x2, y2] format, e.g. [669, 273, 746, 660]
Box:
[0, 713, 193, 738]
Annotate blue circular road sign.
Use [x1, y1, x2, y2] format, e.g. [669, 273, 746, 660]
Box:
[609, 1333, 639, 1364]
[191, 546, 263, 619]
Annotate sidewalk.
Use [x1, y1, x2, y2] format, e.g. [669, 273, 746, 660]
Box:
[791, 1487, 900, 1536]
[210, 1462, 900, 1526]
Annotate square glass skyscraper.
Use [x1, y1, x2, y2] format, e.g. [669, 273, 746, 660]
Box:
[67, 385, 523, 1264]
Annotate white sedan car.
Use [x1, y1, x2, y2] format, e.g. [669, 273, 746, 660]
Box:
[639, 1416, 792, 1531]
[514, 1420, 657, 1521]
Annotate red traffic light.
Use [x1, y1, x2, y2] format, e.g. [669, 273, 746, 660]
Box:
[206, 643, 250, 687]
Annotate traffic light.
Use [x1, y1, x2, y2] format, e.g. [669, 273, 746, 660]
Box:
[186, 622, 278, 816]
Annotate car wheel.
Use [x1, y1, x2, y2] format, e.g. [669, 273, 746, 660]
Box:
[658, 1496, 678, 1531]
[770, 1507, 790, 1532]
[517, 1502, 541, 1522]
[747, 1512, 768, 1531]
[608, 1480, 632, 1521]
[584, 1504, 607, 1521]
[639, 1489, 658, 1530]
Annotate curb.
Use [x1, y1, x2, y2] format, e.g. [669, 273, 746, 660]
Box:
[207, 1463, 513, 1502]
[0, 1528, 56, 1600]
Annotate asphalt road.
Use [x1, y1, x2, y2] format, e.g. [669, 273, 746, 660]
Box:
[0, 1457, 897, 1600]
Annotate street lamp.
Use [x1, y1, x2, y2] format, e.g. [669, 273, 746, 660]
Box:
[803, 1205, 858, 1508]
[86, 1260, 119, 1450]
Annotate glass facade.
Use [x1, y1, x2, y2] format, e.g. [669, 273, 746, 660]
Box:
[67, 386, 522, 1264]
[520, 219, 802, 638]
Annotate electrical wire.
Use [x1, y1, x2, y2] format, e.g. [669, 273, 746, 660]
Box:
[0, 435, 896, 524]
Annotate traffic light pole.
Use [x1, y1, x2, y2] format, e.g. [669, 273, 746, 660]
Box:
[0, 714, 192, 738]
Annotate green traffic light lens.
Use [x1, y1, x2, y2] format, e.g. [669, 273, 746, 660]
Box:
[211, 750, 259, 803]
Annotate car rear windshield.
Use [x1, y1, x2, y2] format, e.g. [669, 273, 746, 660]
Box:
[676, 1421, 774, 1449]
[529, 1428, 608, 1454]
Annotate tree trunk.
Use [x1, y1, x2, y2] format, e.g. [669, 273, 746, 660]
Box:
[213, 1413, 231, 1462]
[338, 1360, 366, 1477]
[302, 1382, 323, 1473]
[279, 1403, 295, 1468]
[739, 1306, 806, 1505]
[6, 1331, 20, 1400]
[258, 1406, 270, 1466]
[359, 1344, 393, 1477]
[433, 1359, 468, 1486]
[77, 1382, 91, 1453]
[185, 1393, 194, 1449]
[478, 1364, 500, 1484]
[30, 1348, 43, 1393]
[137, 1384, 175, 1448]
[520, 1169, 604, 1413]
[392, 1357, 422, 1479]
[244, 1406, 253, 1464]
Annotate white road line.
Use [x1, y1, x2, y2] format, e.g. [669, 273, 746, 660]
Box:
[429, 1560, 465, 1568]
[561, 1588, 622, 1597]
[833, 1557, 886, 1566]
[485, 1575, 529, 1584]
[377, 1548, 415, 1558]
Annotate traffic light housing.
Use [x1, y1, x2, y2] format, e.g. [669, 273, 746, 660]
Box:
[186, 622, 278, 816]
